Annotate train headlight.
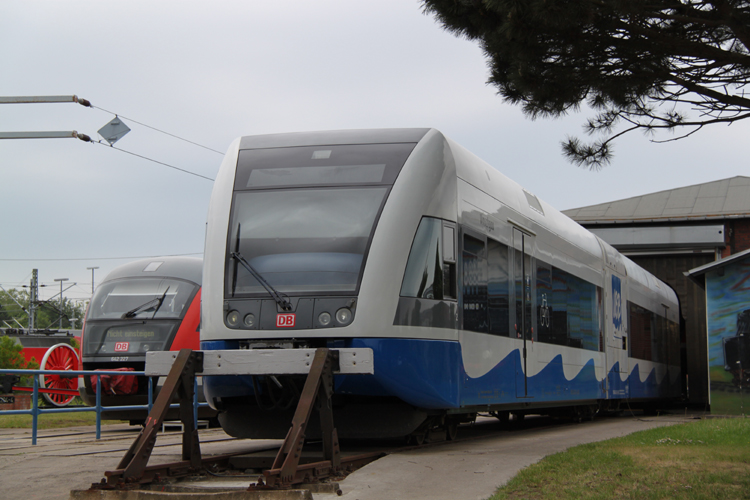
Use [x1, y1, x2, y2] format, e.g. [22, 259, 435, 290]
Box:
[226, 310, 241, 327]
[243, 313, 255, 328]
[318, 312, 332, 326]
[335, 308, 352, 325]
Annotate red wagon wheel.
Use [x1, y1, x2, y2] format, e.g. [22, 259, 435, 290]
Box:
[38, 343, 80, 407]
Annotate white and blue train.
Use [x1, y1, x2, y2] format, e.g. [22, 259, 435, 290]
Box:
[200, 129, 682, 440]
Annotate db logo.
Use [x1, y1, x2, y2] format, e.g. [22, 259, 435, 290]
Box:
[114, 342, 129, 352]
[276, 314, 296, 328]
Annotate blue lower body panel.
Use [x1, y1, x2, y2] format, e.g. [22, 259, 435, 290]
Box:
[201, 338, 462, 410]
[461, 351, 604, 406]
[627, 362, 681, 399]
[201, 338, 678, 410]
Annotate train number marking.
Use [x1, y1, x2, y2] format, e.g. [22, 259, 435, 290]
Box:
[276, 314, 296, 328]
[114, 342, 130, 352]
[110, 357, 129, 362]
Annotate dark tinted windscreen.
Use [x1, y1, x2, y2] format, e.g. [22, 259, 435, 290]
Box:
[227, 187, 387, 295]
[87, 278, 198, 320]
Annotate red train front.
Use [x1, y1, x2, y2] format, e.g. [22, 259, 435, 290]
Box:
[78, 256, 214, 423]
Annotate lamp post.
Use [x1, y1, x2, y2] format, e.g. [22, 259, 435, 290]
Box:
[87, 266, 99, 295]
[54, 278, 68, 329]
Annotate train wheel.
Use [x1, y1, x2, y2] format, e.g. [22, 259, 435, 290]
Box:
[492, 411, 510, 423]
[38, 343, 79, 407]
[572, 407, 584, 423]
[408, 426, 429, 446]
[445, 420, 459, 441]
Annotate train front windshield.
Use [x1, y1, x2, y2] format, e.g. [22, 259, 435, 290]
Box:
[226, 143, 416, 297]
[83, 278, 198, 357]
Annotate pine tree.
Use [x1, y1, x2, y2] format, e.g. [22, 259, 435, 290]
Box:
[422, 0, 750, 168]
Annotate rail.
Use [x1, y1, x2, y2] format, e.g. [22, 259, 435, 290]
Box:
[0, 368, 204, 445]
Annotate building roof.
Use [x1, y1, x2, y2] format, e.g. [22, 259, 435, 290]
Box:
[563, 176, 750, 224]
[684, 247, 750, 288]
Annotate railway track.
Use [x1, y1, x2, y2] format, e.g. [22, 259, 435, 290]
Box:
[81, 412, 584, 494]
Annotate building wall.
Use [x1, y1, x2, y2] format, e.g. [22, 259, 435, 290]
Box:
[722, 218, 750, 258]
[575, 216, 750, 409]
[705, 259, 750, 415]
[628, 254, 712, 407]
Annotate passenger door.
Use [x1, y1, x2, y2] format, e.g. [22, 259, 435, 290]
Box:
[512, 227, 535, 398]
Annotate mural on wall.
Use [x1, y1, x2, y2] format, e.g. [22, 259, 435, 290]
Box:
[707, 260, 750, 415]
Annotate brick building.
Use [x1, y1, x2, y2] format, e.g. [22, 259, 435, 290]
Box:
[563, 176, 750, 408]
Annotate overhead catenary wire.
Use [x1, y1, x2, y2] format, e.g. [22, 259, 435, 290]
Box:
[88, 139, 215, 181]
[3, 95, 220, 181]
[92, 105, 225, 155]
[2, 96, 214, 293]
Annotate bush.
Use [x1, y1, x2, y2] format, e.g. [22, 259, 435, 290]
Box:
[0, 336, 39, 388]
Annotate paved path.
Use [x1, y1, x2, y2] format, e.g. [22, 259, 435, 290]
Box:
[322, 412, 701, 500]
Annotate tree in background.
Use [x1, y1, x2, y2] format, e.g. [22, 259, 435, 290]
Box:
[0, 336, 39, 388]
[0, 336, 39, 370]
[0, 289, 85, 331]
[422, 0, 750, 168]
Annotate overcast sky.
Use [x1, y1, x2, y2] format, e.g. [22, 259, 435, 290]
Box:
[1, 1, 747, 308]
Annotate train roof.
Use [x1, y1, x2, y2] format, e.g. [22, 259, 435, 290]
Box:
[440, 132, 678, 305]
[101, 256, 203, 285]
[238, 128, 430, 150]
[441, 133, 604, 261]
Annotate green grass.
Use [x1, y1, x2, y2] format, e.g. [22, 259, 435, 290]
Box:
[490, 418, 750, 500]
[0, 411, 127, 429]
[710, 391, 750, 416]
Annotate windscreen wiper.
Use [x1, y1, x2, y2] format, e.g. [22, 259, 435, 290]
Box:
[150, 287, 170, 319]
[231, 224, 242, 297]
[231, 250, 292, 311]
[122, 287, 170, 319]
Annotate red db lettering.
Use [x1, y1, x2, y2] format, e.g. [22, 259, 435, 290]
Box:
[276, 314, 295, 328]
[114, 342, 129, 352]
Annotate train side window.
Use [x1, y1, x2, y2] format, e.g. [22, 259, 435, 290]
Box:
[400, 217, 455, 301]
[463, 233, 488, 333]
[535, 263, 601, 351]
[443, 224, 456, 299]
[629, 302, 656, 362]
[536, 261, 555, 344]
[443, 225, 455, 262]
[488, 239, 510, 336]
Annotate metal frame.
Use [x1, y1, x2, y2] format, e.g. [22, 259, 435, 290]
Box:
[0, 368, 158, 445]
[104, 349, 203, 486]
[92, 347, 377, 491]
